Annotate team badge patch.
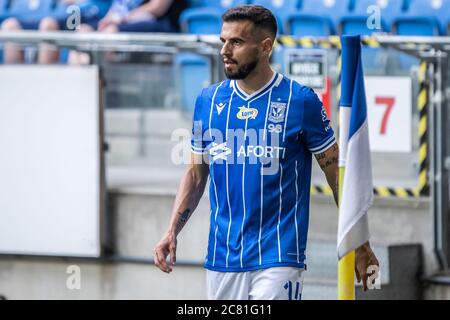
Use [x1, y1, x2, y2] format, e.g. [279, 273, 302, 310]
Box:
[268, 102, 287, 123]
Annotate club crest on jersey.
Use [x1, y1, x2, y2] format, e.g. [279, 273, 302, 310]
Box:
[236, 106, 258, 120]
[268, 102, 287, 123]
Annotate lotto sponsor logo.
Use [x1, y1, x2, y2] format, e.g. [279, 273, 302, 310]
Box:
[237, 106, 258, 120]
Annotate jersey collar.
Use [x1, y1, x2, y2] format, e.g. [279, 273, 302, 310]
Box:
[232, 71, 280, 101]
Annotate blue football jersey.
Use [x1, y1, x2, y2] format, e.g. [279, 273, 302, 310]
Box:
[191, 72, 335, 272]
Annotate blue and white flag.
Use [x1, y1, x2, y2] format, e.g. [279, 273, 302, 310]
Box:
[338, 35, 373, 259]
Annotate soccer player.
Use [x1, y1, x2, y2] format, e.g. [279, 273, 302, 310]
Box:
[154, 5, 379, 300]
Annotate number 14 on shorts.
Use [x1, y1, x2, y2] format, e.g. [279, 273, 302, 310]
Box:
[284, 280, 302, 300]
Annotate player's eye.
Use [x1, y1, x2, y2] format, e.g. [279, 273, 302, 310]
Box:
[232, 40, 241, 46]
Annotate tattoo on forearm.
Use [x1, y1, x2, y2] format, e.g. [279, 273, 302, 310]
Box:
[316, 144, 338, 163]
[175, 208, 192, 235]
[315, 144, 339, 206]
[316, 152, 327, 160]
[319, 156, 338, 171]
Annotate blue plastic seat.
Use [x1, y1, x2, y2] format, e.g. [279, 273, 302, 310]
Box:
[287, 0, 351, 36]
[180, 0, 248, 34]
[174, 53, 211, 112]
[338, 0, 403, 73]
[340, 0, 404, 35]
[249, 0, 299, 34]
[196, 0, 248, 9]
[393, 0, 444, 35]
[390, 0, 446, 71]
[438, 0, 450, 35]
[180, 7, 223, 34]
[288, 16, 334, 36]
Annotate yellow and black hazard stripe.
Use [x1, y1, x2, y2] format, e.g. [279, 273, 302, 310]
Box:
[373, 187, 418, 198]
[364, 62, 429, 198]
[313, 61, 429, 198]
[360, 37, 380, 48]
[311, 186, 419, 198]
[276, 36, 341, 49]
[275, 36, 430, 198]
[417, 61, 430, 196]
[310, 185, 333, 196]
[277, 36, 381, 50]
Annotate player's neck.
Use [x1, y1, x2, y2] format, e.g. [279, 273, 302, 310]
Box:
[236, 66, 275, 96]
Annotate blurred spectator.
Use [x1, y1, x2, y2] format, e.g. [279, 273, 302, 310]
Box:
[1, 0, 187, 64]
[69, 0, 187, 64]
[0, 0, 109, 64]
[94, 0, 187, 33]
[1, 10, 61, 64]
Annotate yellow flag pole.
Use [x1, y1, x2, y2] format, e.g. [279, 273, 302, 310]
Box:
[338, 164, 355, 300]
[337, 35, 362, 301]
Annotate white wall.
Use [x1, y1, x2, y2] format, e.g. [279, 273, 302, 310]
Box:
[0, 66, 102, 257]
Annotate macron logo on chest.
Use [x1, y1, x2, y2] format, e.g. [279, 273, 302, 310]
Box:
[216, 102, 226, 115]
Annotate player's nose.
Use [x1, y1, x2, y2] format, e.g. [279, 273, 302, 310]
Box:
[220, 42, 232, 58]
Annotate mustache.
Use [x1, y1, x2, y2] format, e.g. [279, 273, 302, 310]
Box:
[223, 58, 237, 64]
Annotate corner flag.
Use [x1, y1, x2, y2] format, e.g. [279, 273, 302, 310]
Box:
[338, 35, 373, 299]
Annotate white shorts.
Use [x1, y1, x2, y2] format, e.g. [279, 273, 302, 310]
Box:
[206, 267, 305, 300]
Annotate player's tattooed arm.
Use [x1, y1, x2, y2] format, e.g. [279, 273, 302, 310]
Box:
[154, 154, 209, 273]
[167, 153, 209, 237]
[314, 143, 339, 206]
[174, 208, 193, 235]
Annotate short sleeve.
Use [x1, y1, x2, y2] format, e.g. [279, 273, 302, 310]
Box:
[301, 88, 336, 154]
[191, 90, 210, 154]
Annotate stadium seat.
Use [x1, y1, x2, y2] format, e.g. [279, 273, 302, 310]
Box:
[174, 53, 211, 112]
[398, 0, 449, 34]
[196, 0, 249, 9]
[438, 0, 450, 35]
[282, 0, 351, 36]
[180, 0, 248, 34]
[338, 0, 403, 74]
[179, 7, 223, 34]
[393, 0, 444, 36]
[340, 0, 404, 35]
[391, 0, 445, 71]
[250, 0, 299, 34]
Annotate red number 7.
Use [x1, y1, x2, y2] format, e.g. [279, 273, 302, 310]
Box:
[375, 97, 395, 135]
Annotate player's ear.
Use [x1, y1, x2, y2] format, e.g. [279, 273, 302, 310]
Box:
[261, 37, 274, 55]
